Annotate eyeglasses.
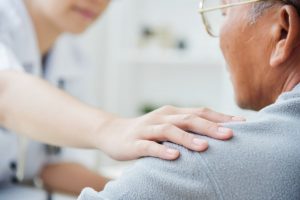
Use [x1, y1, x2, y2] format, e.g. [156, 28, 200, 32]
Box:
[198, 0, 263, 37]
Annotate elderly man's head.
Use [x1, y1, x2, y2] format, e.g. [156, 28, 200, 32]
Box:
[217, 0, 300, 110]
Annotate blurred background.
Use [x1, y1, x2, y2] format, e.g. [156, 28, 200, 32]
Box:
[1, 0, 254, 199]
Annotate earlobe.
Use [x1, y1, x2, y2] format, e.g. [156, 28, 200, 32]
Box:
[270, 39, 288, 67]
[269, 5, 300, 67]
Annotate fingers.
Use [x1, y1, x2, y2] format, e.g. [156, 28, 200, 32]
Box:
[131, 106, 245, 161]
[143, 124, 209, 152]
[165, 114, 233, 140]
[189, 107, 246, 123]
[153, 106, 245, 123]
[135, 140, 180, 160]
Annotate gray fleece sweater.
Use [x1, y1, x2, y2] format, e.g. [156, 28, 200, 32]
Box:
[78, 84, 300, 200]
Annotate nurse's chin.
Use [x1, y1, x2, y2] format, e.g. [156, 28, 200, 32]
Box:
[61, 16, 94, 34]
[64, 23, 91, 34]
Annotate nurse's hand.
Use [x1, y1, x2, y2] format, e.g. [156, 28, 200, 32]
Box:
[98, 106, 245, 161]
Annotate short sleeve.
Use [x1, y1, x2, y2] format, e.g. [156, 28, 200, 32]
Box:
[0, 42, 24, 71]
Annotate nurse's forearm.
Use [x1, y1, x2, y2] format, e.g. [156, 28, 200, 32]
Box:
[40, 162, 110, 196]
[0, 71, 114, 149]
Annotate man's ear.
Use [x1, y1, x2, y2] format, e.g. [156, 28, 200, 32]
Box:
[270, 5, 300, 67]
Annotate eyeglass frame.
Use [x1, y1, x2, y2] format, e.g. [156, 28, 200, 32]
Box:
[198, 0, 264, 37]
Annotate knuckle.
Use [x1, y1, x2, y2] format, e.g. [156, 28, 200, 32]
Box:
[197, 107, 211, 118]
[178, 114, 197, 130]
[160, 123, 174, 132]
[145, 143, 160, 156]
[206, 124, 217, 133]
[144, 144, 153, 154]
[179, 132, 189, 144]
[141, 113, 154, 123]
[142, 112, 163, 124]
[149, 125, 157, 135]
[176, 131, 192, 147]
[182, 114, 197, 121]
[199, 107, 211, 114]
[136, 141, 151, 154]
[135, 141, 143, 151]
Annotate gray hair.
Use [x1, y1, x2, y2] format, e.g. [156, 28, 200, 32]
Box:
[249, 0, 300, 24]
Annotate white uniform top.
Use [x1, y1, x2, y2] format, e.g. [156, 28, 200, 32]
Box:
[0, 0, 96, 184]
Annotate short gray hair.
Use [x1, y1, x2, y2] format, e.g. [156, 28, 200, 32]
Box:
[249, 0, 300, 23]
[249, 2, 274, 23]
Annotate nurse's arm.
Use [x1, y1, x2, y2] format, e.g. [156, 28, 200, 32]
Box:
[0, 70, 244, 161]
[39, 162, 109, 196]
[0, 70, 115, 149]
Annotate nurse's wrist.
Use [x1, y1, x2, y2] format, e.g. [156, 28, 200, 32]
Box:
[90, 111, 119, 152]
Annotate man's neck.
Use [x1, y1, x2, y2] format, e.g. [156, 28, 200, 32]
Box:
[263, 60, 300, 109]
[282, 71, 300, 93]
[24, 1, 61, 56]
[280, 51, 300, 93]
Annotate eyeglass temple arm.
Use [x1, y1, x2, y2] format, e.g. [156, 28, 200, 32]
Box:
[198, 0, 262, 13]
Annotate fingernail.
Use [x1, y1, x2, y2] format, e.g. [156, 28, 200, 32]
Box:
[166, 148, 178, 156]
[192, 138, 206, 146]
[231, 116, 246, 121]
[218, 127, 232, 135]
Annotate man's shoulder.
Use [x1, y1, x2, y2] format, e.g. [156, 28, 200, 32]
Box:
[200, 116, 300, 199]
[96, 142, 222, 200]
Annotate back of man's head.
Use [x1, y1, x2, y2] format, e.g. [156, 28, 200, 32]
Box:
[220, 0, 300, 111]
